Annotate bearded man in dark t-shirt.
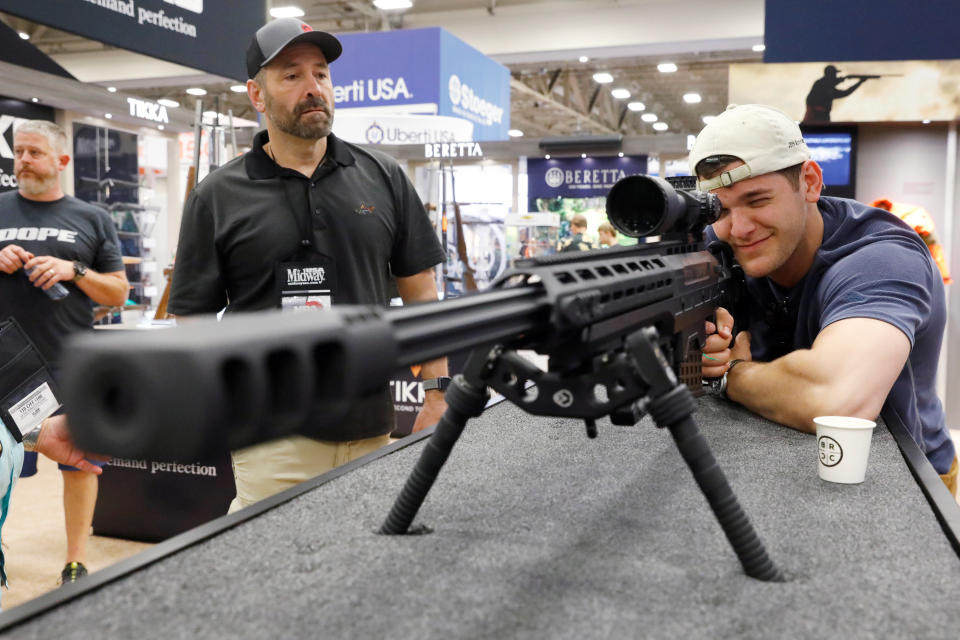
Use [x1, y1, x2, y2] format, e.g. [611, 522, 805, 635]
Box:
[0, 120, 128, 585]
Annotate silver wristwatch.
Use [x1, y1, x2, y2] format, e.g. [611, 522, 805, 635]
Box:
[705, 359, 745, 399]
[719, 359, 745, 399]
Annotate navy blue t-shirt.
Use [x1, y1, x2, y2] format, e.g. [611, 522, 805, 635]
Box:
[709, 196, 954, 473]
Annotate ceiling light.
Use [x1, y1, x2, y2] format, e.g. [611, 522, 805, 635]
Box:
[611, 88, 631, 100]
[18, 31, 29, 40]
[186, 87, 207, 96]
[107, 86, 117, 93]
[373, 0, 413, 9]
[592, 72, 614, 84]
[683, 93, 702, 104]
[31, 97, 39, 103]
[618, 152, 624, 158]
[269, 6, 305, 17]
[157, 98, 180, 108]
[508, 129, 524, 137]
[545, 154, 551, 159]
[581, 153, 587, 159]
[230, 84, 247, 93]
[702, 115, 717, 125]
[657, 62, 677, 73]
[922, 119, 932, 124]
[752, 44, 766, 52]
[105, 113, 113, 119]
[641, 113, 658, 123]
[653, 122, 669, 131]
[627, 101, 645, 112]
[579, 56, 589, 63]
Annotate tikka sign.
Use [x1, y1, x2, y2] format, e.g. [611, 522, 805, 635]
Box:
[127, 98, 170, 124]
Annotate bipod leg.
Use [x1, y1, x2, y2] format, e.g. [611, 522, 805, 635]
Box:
[380, 354, 492, 534]
[663, 415, 784, 581]
[629, 329, 784, 582]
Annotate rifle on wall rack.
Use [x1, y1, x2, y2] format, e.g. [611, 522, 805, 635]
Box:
[447, 159, 478, 292]
[154, 99, 205, 320]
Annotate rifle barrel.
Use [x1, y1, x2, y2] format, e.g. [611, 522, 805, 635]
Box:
[390, 287, 548, 366]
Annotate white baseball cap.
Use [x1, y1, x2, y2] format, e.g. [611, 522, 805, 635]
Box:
[688, 104, 810, 192]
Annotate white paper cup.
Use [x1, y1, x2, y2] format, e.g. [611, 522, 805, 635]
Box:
[814, 416, 877, 484]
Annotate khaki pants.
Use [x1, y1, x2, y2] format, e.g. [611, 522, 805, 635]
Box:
[227, 434, 391, 513]
[940, 455, 958, 498]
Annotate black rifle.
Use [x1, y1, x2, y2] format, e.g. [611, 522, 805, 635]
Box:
[60, 174, 781, 581]
[842, 74, 901, 80]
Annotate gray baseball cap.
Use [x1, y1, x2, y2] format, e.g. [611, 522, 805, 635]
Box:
[246, 18, 342, 79]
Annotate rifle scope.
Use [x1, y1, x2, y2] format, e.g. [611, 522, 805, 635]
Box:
[605, 175, 721, 238]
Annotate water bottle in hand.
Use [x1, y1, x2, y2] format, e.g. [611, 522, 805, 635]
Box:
[23, 266, 70, 301]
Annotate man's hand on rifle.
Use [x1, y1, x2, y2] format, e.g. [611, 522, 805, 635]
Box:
[703, 307, 752, 377]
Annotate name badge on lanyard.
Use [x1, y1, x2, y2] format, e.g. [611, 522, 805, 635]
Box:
[276, 256, 336, 312]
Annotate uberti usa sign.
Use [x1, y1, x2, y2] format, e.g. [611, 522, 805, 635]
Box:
[334, 28, 510, 142]
[1, 0, 264, 81]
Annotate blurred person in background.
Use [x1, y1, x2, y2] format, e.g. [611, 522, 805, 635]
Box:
[0, 120, 127, 585]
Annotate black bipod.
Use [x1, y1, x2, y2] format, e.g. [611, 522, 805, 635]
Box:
[380, 330, 784, 582]
[625, 328, 784, 582]
[379, 345, 497, 536]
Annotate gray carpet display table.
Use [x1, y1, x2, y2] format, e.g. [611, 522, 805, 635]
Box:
[3, 396, 959, 638]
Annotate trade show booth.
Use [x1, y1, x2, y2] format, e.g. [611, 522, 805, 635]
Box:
[0, 0, 958, 629]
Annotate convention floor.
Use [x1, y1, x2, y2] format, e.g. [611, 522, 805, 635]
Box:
[3, 430, 959, 612]
[2, 455, 153, 610]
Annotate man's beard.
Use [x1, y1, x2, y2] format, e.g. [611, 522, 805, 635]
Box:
[264, 91, 334, 140]
[16, 168, 59, 196]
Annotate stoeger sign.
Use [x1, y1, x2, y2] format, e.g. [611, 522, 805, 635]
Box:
[0, 97, 56, 193]
[527, 155, 648, 202]
[2, 0, 265, 81]
[334, 28, 511, 142]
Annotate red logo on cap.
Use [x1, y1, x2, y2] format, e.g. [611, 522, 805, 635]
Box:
[301, 24, 312, 32]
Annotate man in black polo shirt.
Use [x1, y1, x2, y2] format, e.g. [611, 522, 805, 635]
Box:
[169, 18, 448, 512]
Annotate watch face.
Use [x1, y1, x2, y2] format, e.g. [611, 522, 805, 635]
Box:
[703, 377, 723, 396]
